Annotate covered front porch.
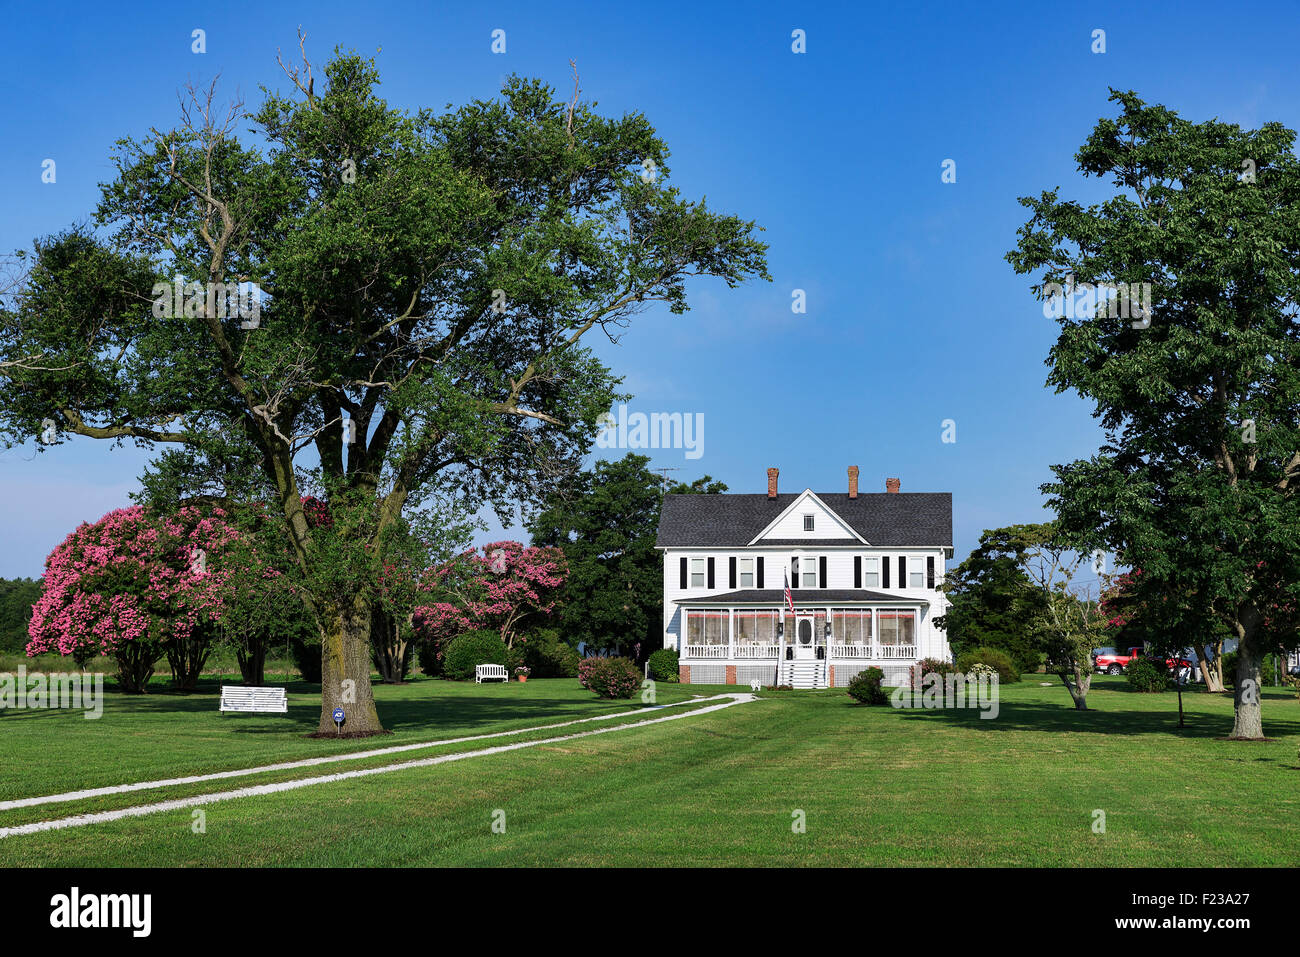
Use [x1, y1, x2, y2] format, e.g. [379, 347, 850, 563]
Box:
[671, 590, 928, 688]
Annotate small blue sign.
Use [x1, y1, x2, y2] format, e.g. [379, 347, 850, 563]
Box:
[332, 708, 345, 724]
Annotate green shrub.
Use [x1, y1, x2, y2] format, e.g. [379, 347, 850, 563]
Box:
[584, 656, 641, 699]
[443, 630, 509, 681]
[521, 628, 580, 678]
[1126, 657, 1169, 692]
[847, 666, 888, 705]
[956, 646, 1020, 683]
[647, 648, 680, 682]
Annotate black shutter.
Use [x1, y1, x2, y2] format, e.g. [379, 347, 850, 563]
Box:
[729, 557, 737, 589]
[898, 557, 906, 588]
[791, 557, 799, 588]
[882, 556, 890, 589]
[680, 556, 688, 589]
[819, 556, 828, 588]
[854, 556, 862, 588]
[927, 556, 935, 590]
[756, 557, 765, 589]
[707, 557, 715, 589]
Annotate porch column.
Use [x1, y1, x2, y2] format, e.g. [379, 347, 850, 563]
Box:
[871, 608, 878, 659]
[728, 606, 735, 659]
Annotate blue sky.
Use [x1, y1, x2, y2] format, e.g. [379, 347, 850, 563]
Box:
[1, 0, 1296, 578]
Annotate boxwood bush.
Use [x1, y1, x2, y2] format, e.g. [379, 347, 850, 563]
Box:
[847, 666, 888, 705]
[442, 630, 510, 681]
[647, 648, 680, 682]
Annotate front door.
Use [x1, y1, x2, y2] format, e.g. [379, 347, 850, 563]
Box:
[794, 614, 816, 659]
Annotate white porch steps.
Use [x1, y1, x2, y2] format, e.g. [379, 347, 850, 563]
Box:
[779, 659, 828, 690]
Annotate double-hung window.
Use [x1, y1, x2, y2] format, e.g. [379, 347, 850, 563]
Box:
[690, 557, 706, 588]
[800, 555, 818, 588]
[739, 557, 755, 588]
[908, 559, 925, 589]
[864, 556, 880, 588]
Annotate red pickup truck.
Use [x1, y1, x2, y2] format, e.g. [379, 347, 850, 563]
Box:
[1093, 646, 1197, 677]
[1093, 646, 1141, 674]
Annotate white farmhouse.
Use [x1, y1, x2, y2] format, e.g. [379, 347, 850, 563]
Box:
[656, 466, 953, 689]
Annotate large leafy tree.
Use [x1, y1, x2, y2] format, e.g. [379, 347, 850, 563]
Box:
[527, 452, 726, 656]
[1008, 90, 1300, 738]
[0, 47, 769, 733]
[936, 525, 1051, 673]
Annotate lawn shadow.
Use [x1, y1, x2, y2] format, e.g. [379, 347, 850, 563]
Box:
[887, 693, 1300, 740]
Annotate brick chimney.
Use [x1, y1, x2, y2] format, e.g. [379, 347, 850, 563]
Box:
[847, 465, 859, 499]
[886, 477, 901, 494]
[767, 467, 779, 499]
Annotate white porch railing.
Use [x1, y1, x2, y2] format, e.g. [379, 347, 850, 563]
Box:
[877, 644, 917, 659]
[829, 644, 872, 658]
[684, 643, 916, 660]
[683, 644, 729, 659]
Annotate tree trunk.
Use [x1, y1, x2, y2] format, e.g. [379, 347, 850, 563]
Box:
[1055, 665, 1091, 710]
[1229, 633, 1265, 740]
[115, 642, 161, 694]
[318, 598, 384, 735]
[370, 609, 410, 684]
[1198, 639, 1225, 692]
[167, 632, 211, 691]
[1063, 663, 1091, 710]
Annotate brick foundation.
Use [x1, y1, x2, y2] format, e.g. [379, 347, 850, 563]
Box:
[679, 665, 690, 684]
[725, 665, 736, 685]
[828, 665, 836, 687]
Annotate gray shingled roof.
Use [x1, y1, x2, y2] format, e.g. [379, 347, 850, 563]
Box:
[676, 588, 927, 605]
[656, 492, 952, 547]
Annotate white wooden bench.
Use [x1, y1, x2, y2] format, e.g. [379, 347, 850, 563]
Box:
[219, 685, 288, 714]
[474, 664, 510, 684]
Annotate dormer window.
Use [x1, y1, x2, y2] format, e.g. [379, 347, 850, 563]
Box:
[803, 514, 814, 532]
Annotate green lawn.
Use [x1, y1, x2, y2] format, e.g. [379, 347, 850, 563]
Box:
[2, 674, 1298, 866]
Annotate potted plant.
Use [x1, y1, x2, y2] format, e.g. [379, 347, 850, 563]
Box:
[515, 666, 531, 683]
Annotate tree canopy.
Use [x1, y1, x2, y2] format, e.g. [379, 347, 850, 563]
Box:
[1008, 90, 1300, 738]
[0, 46, 769, 733]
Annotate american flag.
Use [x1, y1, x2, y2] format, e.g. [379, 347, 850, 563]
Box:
[784, 568, 795, 617]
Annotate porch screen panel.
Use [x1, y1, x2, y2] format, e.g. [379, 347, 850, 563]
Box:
[832, 609, 870, 644]
[686, 610, 704, 645]
[878, 611, 916, 645]
[688, 610, 730, 644]
[735, 610, 777, 644]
